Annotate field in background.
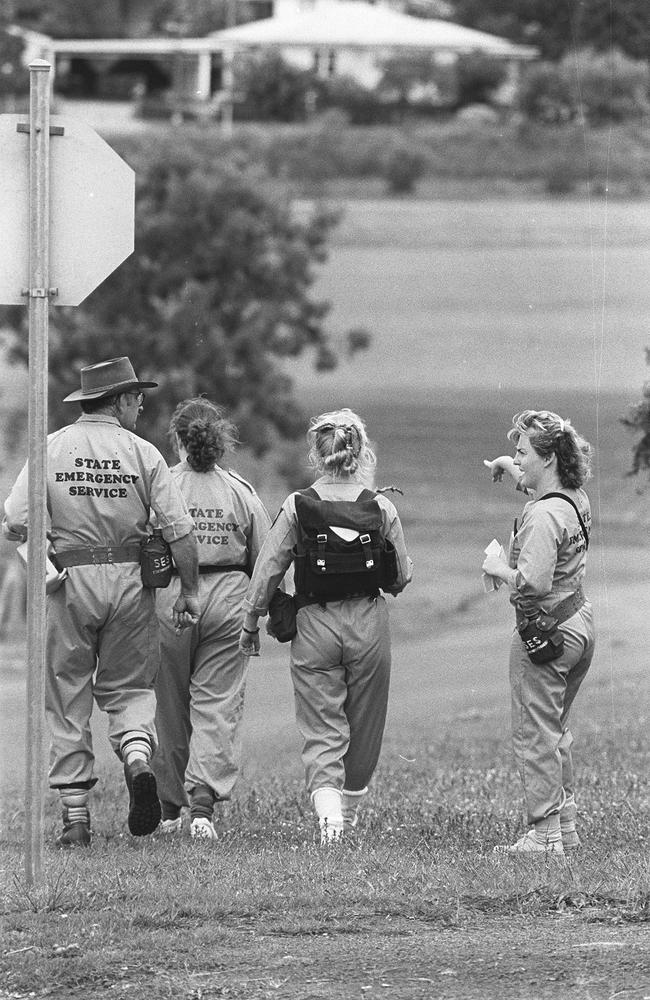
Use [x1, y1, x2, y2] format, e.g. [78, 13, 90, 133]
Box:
[1, 198, 649, 998]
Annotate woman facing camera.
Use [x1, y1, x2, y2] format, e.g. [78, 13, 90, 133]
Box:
[238, 408, 413, 843]
[482, 409, 595, 855]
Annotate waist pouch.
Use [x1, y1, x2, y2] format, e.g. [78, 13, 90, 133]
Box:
[267, 589, 297, 643]
[516, 587, 585, 665]
[140, 533, 173, 589]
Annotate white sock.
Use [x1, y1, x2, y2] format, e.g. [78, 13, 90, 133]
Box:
[312, 786, 343, 838]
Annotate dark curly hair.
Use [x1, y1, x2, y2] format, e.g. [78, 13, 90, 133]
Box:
[169, 398, 238, 473]
[507, 409, 593, 489]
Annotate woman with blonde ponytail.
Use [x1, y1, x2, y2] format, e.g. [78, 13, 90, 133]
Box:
[239, 408, 413, 844]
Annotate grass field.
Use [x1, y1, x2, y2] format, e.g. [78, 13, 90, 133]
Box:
[1, 199, 649, 999]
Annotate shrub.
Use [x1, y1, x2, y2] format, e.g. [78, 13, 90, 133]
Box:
[234, 52, 323, 123]
[519, 62, 576, 124]
[382, 145, 427, 194]
[543, 156, 582, 196]
[323, 75, 393, 125]
[519, 47, 650, 126]
[456, 52, 507, 108]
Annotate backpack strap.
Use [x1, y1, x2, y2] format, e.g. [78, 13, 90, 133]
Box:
[538, 492, 590, 549]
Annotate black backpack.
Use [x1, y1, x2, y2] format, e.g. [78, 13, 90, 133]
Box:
[293, 488, 397, 602]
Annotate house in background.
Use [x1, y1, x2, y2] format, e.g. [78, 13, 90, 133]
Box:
[216, 0, 537, 100]
[20, 0, 537, 117]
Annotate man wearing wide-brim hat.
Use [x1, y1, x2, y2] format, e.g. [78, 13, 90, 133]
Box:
[3, 356, 200, 848]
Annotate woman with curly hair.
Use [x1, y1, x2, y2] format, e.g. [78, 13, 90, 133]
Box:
[153, 398, 271, 840]
[482, 409, 595, 855]
[238, 408, 413, 843]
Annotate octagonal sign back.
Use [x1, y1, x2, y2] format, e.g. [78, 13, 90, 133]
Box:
[0, 115, 134, 306]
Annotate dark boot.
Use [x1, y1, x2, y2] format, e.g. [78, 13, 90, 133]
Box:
[55, 806, 91, 849]
[124, 759, 161, 836]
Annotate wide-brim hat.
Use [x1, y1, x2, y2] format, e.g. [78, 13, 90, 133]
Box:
[63, 356, 158, 402]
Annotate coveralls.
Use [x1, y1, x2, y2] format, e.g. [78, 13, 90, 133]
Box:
[153, 465, 271, 811]
[508, 488, 595, 825]
[3, 413, 194, 789]
[243, 477, 413, 794]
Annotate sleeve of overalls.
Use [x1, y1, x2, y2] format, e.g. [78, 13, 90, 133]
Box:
[513, 501, 564, 607]
[243, 496, 298, 616]
[236, 490, 273, 570]
[3, 460, 29, 538]
[378, 495, 413, 593]
[147, 449, 195, 543]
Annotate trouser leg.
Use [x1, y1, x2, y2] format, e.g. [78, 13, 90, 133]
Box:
[93, 569, 159, 756]
[290, 603, 347, 793]
[184, 575, 249, 802]
[509, 603, 595, 826]
[185, 626, 248, 802]
[45, 579, 98, 788]
[342, 597, 391, 792]
[153, 585, 192, 815]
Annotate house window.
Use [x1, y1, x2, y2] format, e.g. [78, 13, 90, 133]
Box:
[327, 49, 336, 77]
[312, 50, 320, 74]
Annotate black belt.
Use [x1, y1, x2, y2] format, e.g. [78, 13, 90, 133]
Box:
[56, 545, 141, 568]
[172, 564, 249, 576]
[295, 590, 377, 610]
[516, 586, 586, 629]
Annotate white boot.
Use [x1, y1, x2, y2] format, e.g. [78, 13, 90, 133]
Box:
[312, 786, 344, 844]
[495, 812, 564, 855]
[342, 787, 367, 831]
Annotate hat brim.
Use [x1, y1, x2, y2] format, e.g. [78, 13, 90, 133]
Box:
[63, 379, 158, 403]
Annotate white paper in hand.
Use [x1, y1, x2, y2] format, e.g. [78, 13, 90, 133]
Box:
[482, 538, 507, 593]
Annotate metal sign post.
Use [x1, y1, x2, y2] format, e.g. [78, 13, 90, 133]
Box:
[24, 59, 53, 886]
[0, 62, 134, 886]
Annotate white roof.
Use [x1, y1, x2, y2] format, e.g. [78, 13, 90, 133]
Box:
[213, 0, 537, 58]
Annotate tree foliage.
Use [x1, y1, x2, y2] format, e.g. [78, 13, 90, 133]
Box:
[234, 52, 322, 123]
[621, 350, 650, 479]
[2, 137, 345, 457]
[519, 47, 650, 125]
[451, 0, 650, 61]
[0, 23, 29, 97]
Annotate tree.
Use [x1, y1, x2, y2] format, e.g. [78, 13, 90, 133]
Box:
[450, 0, 650, 62]
[234, 52, 322, 123]
[621, 349, 650, 481]
[1, 136, 349, 458]
[455, 52, 507, 106]
[0, 26, 29, 100]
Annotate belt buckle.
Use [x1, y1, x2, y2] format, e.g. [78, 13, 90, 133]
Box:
[106, 546, 114, 564]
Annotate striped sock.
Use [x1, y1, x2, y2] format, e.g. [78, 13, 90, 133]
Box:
[120, 732, 152, 766]
[59, 788, 89, 825]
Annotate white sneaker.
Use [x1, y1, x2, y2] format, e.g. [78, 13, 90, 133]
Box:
[319, 820, 344, 846]
[494, 830, 564, 855]
[159, 817, 182, 835]
[191, 817, 218, 841]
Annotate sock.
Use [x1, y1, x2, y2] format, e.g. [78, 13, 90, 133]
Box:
[190, 785, 215, 821]
[560, 793, 577, 832]
[560, 792, 581, 845]
[533, 813, 562, 845]
[120, 732, 152, 766]
[59, 787, 89, 825]
[161, 801, 181, 822]
[312, 786, 343, 839]
[342, 787, 367, 828]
